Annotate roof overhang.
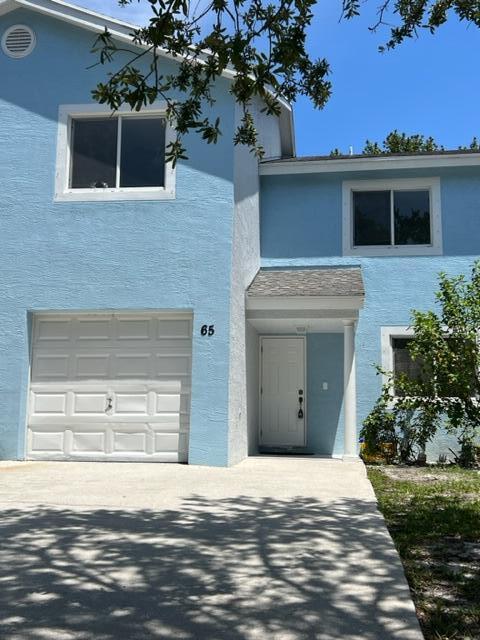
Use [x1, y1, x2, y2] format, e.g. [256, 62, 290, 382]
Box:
[246, 295, 364, 311]
[246, 300, 363, 333]
[246, 296, 364, 333]
[0, 0, 295, 155]
[259, 152, 480, 176]
[246, 267, 364, 330]
[0, 0, 142, 41]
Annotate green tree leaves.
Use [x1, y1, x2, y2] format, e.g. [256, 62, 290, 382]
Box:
[365, 130, 444, 154]
[91, 0, 332, 163]
[341, 0, 480, 51]
[91, 0, 480, 163]
[363, 262, 480, 467]
[329, 130, 480, 157]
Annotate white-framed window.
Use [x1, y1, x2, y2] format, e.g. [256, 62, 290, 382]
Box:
[342, 177, 442, 256]
[55, 104, 176, 202]
[381, 326, 421, 396]
[380, 326, 476, 399]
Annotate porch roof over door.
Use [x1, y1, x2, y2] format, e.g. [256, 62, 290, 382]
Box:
[246, 267, 365, 331]
[247, 267, 364, 298]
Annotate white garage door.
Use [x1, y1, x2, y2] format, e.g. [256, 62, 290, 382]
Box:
[27, 312, 193, 462]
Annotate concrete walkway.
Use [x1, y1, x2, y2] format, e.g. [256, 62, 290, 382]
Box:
[0, 458, 423, 640]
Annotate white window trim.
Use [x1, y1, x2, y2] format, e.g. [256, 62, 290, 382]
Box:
[381, 326, 413, 384]
[381, 325, 419, 401]
[342, 177, 442, 257]
[54, 103, 176, 202]
[381, 325, 479, 402]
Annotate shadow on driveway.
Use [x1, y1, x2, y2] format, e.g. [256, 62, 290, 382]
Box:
[0, 495, 422, 639]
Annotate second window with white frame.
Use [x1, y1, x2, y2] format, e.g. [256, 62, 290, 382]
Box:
[353, 189, 430, 247]
[55, 105, 176, 202]
[70, 115, 167, 190]
[342, 178, 442, 256]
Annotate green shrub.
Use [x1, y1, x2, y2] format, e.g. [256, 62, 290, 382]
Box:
[363, 262, 480, 468]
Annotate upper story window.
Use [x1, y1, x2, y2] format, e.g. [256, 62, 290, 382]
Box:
[55, 104, 175, 202]
[353, 189, 430, 246]
[343, 178, 442, 256]
[71, 117, 167, 190]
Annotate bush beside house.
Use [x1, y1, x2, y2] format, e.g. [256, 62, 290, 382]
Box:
[361, 262, 480, 468]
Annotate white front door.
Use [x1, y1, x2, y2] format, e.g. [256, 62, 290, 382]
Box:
[260, 337, 306, 447]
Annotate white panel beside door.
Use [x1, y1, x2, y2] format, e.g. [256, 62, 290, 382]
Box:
[260, 336, 306, 447]
[28, 312, 192, 462]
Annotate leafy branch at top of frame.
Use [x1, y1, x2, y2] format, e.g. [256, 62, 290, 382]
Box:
[341, 0, 480, 51]
[91, 0, 332, 164]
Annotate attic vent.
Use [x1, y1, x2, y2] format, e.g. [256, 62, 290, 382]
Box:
[2, 25, 36, 58]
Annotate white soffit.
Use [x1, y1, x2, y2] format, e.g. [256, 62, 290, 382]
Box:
[0, 0, 139, 35]
[248, 317, 349, 333]
[246, 296, 364, 311]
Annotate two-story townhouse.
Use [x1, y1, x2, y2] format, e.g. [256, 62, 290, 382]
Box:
[0, 0, 293, 466]
[1, 0, 479, 467]
[254, 153, 480, 461]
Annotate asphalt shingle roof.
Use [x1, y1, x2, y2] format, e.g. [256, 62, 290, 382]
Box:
[247, 267, 364, 298]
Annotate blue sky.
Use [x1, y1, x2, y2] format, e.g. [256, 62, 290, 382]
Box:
[80, 0, 480, 156]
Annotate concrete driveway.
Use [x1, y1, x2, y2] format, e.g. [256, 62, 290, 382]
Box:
[0, 457, 422, 640]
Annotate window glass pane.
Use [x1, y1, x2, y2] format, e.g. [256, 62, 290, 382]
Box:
[392, 337, 423, 396]
[353, 191, 391, 246]
[71, 118, 117, 189]
[394, 190, 431, 245]
[392, 336, 476, 398]
[120, 117, 166, 188]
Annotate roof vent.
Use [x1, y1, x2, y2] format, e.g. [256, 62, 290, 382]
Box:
[2, 25, 36, 59]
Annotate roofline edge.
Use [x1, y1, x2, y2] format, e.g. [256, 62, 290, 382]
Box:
[259, 152, 480, 175]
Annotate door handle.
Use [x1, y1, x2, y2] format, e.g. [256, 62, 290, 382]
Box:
[298, 395, 304, 419]
[105, 396, 113, 414]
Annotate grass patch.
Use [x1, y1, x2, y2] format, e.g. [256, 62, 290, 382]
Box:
[368, 466, 480, 640]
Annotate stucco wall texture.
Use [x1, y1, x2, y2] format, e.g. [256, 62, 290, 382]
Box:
[0, 8, 238, 465]
[2, 7, 479, 465]
[261, 168, 480, 458]
[228, 99, 283, 464]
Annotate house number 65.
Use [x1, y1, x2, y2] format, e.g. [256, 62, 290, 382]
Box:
[200, 324, 215, 336]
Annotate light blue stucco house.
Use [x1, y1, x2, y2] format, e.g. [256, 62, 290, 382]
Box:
[1, 0, 479, 466]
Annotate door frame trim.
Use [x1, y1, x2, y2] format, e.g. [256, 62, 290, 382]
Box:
[259, 335, 307, 447]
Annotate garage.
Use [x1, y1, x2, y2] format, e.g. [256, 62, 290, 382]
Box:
[27, 312, 193, 462]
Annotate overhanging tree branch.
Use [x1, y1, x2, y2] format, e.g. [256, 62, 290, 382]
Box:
[91, 0, 480, 162]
